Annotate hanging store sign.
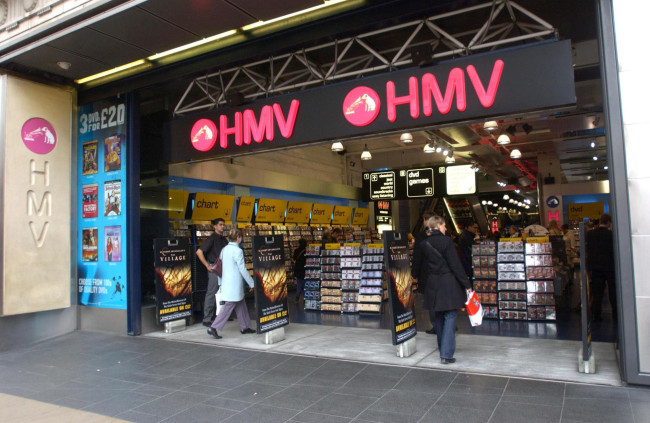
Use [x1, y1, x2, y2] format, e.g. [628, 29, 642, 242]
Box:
[170, 41, 575, 162]
[352, 208, 370, 226]
[255, 198, 287, 223]
[310, 203, 334, 224]
[252, 235, 289, 333]
[236, 196, 255, 222]
[332, 206, 353, 225]
[285, 201, 312, 224]
[191, 193, 234, 221]
[383, 231, 416, 345]
[374, 200, 392, 227]
[362, 164, 476, 202]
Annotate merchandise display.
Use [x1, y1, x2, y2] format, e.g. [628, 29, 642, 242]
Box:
[304, 245, 322, 310]
[472, 240, 498, 319]
[359, 244, 384, 313]
[525, 240, 556, 320]
[320, 245, 342, 312]
[340, 244, 361, 313]
[497, 239, 527, 320]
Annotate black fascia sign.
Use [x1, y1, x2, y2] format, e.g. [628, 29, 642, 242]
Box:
[169, 40, 575, 162]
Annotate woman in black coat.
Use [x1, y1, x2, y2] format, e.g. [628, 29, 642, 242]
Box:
[292, 238, 307, 302]
[412, 215, 472, 364]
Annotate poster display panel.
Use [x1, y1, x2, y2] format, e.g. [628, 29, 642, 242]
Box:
[154, 238, 193, 323]
[252, 235, 289, 333]
[383, 231, 416, 345]
[77, 98, 128, 309]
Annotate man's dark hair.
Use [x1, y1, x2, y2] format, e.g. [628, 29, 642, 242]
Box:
[211, 218, 225, 226]
[561, 223, 569, 231]
[599, 213, 611, 225]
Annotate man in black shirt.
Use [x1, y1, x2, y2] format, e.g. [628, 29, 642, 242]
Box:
[459, 223, 478, 278]
[196, 218, 229, 326]
[586, 213, 617, 322]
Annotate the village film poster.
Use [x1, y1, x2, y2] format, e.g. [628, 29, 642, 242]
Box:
[383, 231, 417, 345]
[154, 238, 193, 323]
[252, 235, 289, 334]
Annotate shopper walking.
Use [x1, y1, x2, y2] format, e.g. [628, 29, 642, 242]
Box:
[412, 215, 472, 364]
[208, 229, 256, 339]
[586, 213, 617, 322]
[412, 212, 436, 334]
[459, 222, 478, 278]
[293, 238, 307, 302]
[548, 219, 563, 236]
[196, 218, 229, 327]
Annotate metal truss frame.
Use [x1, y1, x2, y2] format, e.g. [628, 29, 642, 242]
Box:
[174, 0, 557, 116]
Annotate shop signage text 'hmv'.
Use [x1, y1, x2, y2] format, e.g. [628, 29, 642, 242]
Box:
[170, 41, 575, 161]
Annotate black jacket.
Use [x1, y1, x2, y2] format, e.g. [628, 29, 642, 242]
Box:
[412, 230, 471, 311]
[198, 233, 228, 263]
[292, 246, 307, 279]
[586, 226, 614, 273]
[459, 230, 475, 278]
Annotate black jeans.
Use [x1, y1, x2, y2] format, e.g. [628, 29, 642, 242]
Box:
[590, 270, 616, 319]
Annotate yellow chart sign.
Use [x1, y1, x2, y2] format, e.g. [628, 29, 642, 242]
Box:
[332, 206, 353, 225]
[311, 203, 334, 224]
[286, 201, 312, 224]
[191, 193, 235, 221]
[236, 196, 255, 223]
[568, 202, 604, 221]
[168, 190, 189, 219]
[256, 198, 287, 223]
[352, 208, 369, 226]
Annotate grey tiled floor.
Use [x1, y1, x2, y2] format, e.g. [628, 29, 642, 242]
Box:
[0, 331, 648, 423]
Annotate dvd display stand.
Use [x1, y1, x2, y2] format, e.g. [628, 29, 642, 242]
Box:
[304, 245, 321, 311]
[359, 244, 384, 313]
[472, 240, 498, 319]
[497, 239, 527, 320]
[525, 240, 557, 320]
[320, 245, 342, 312]
[242, 226, 255, 277]
[340, 244, 361, 313]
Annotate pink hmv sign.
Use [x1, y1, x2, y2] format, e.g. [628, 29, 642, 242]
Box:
[21, 117, 57, 155]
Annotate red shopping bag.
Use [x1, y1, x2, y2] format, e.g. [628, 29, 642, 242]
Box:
[465, 291, 483, 326]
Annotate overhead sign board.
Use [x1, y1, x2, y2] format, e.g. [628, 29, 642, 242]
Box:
[170, 41, 575, 162]
[236, 196, 255, 222]
[332, 206, 353, 225]
[191, 193, 235, 221]
[285, 201, 312, 224]
[352, 208, 370, 226]
[311, 203, 334, 225]
[256, 198, 287, 223]
[362, 164, 477, 202]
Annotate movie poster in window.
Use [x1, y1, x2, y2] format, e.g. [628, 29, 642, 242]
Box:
[82, 140, 98, 175]
[104, 135, 122, 172]
[383, 231, 417, 345]
[82, 183, 98, 218]
[104, 225, 121, 262]
[252, 235, 289, 334]
[104, 179, 121, 216]
[82, 228, 99, 262]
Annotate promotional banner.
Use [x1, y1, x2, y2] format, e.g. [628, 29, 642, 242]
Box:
[383, 231, 416, 345]
[191, 193, 234, 221]
[77, 97, 128, 309]
[154, 238, 193, 323]
[168, 189, 189, 219]
[568, 202, 604, 221]
[256, 198, 287, 223]
[236, 196, 255, 222]
[332, 205, 353, 225]
[310, 203, 334, 225]
[285, 201, 312, 224]
[252, 235, 289, 333]
[352, 208, 370, 226]
[171, 41, 575, 161]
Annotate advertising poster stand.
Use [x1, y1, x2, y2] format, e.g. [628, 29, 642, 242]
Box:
[383, 231, 417, 356]
[153, 238, 192, 331]
[252, 236, 289, 343]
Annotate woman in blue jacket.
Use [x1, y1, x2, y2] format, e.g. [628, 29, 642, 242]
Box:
[208, 229, 255, 339]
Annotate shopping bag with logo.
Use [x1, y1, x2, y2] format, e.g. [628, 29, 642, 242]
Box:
[465, 290, 483, 326]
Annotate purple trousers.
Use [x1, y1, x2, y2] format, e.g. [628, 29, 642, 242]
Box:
[210, 299, 252, 331]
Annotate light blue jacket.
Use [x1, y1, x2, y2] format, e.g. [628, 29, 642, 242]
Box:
[219, 242, 254, 302]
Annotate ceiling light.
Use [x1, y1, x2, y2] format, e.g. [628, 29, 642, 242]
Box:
[515, 189, 521, 194]
[361, 144, 372, 160]
[442, 149, 449, 156]
[482, 200, 487, 205]
[423, 143, 435, 153]
[526, 205, 530, 209]
[503, 194, 509, 200]
[604, 166, 609, 170]
[493, 203, 499, 207]
[509, 199, 515, 203]
[57, 61, 71, 70]
[590, 141, 596, 148]
[331, 141, 344, 152]
[484, 121, 499, 131]
[487, 201, 493, 205]
[445, 156, 455, 163]
[400, 133, 414, 143]
[510, 148, 522, 159]
[593, 156, 598, 161]
[497, 134, 511, 145]
[435, 145, 442, 153]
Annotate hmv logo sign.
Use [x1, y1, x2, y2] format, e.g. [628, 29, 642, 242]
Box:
[171, 40, 574, 162]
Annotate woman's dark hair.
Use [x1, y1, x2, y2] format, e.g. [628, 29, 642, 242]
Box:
[298, 238, 307, 249]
